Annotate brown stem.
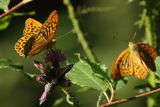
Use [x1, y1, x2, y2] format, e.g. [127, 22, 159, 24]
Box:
[100, 88, 160, 107]
[0, 0, 32, 19]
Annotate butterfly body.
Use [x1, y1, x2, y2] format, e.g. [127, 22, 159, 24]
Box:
[15, 10, 58, 57]
[112, 42, 157, 80]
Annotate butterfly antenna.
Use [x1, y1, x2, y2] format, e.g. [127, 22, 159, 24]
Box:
[57, 29, 75, 40]
[131, 32, 137, 41]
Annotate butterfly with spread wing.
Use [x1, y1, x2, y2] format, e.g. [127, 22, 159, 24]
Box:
[15, 10, 58, 57]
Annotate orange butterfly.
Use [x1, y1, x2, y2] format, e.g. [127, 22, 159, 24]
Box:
[112, 42, 158, 80]
[15, 10, 58, 57]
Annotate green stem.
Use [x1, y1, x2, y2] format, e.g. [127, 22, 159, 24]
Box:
[144, 10, 156, 88]
[63, 0, 97, 63]
[61, 88, 73, 105]
[61, 88, 82, 107]
[145, 14, 153, 45]
[103, 92, 110, 103]
[97, 92, 103, 107]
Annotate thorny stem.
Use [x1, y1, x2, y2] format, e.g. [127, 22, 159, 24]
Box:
[100, 87, 160, 107]
[0, 0, 33, 19]
[63, 0, 97, 63]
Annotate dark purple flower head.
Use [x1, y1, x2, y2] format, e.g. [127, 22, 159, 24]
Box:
[45, 50, 66, 63]
[33, 49, 73, 105]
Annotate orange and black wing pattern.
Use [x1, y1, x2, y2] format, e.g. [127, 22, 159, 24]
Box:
[112, 42, 157, 80]
[137, 43, 158, 71]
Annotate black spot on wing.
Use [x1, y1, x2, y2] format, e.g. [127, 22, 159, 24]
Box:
[24, 36, 35, 57]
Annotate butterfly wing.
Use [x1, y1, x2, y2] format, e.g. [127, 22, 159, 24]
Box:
[137, 43, 157, 71]
[129, 48, 149, 79]
[40, 10, 58, 42]
[15, 10, 58, 57]
[15, 36, 33, 57]
[15, 35, 48, 57]
[15, 18, 42, 57]
[112, 44, 150, 80]
[27, 35, 48, 56]
[112, 48, 131, 80]
[27, 10, 59, 56]
[23, 18, 42, 36]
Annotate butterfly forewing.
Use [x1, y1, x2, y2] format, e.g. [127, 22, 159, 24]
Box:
[40, 10, 58, 42]
[137, 43, 158, 71]
[137, 43, 158, 59]
[23, 18, 42, 36]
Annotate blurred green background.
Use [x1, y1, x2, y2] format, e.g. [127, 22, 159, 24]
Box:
[0, 0, 151, 107]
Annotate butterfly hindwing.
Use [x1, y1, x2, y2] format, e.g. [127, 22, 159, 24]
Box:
[24, 36, 35, 57]
[15, 18, 42, 57]
[112, 48, 131, 80]
[27, 35, 48, 56]
[129, 48, 148, 79]
[15, 35, 33, 57]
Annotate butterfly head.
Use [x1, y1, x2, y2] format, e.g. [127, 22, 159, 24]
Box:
[129, 42, 138, 52]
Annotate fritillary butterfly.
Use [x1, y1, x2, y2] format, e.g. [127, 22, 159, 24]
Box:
[112, 42, 158, 80]
[15, 10, 58, 57]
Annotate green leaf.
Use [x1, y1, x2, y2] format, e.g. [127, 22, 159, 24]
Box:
[84, 59, 109, 79]
[0, 0, 10, 11]
[66, 58, 109, 91]
[134, 83, 151, 92]
[115, 79, 127, 91]
[0, 16, 12, 30]
[0, 58, 36, 79]
[155, 56, 160, 78]
[23, 72, 36, 79]
[0, 58, 23, 71]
